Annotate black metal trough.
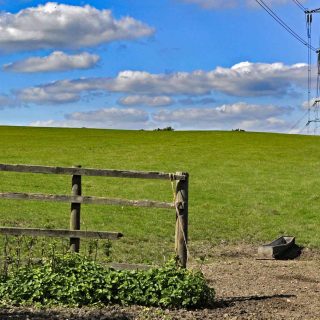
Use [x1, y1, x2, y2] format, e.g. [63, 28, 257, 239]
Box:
[257, 236, 297, 259]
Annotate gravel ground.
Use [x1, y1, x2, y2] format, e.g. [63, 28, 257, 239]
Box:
[1, 244, 319, 319]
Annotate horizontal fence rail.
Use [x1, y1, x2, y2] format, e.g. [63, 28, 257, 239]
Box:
[0, 227, 123, 239]
[0, 192, 174, 209]
[0, 163, 189, 267]
[0, 164, 186, 181]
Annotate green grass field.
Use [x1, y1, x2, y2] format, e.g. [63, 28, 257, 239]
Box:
[0, 125, 320, 263]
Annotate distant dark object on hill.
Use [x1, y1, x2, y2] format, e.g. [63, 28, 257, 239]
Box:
[232, 128, 246, 132]
[154, 126, 174, 131]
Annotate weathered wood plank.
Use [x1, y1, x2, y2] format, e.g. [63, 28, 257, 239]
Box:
[0, 192, 174, 209]
[107, 263, 152, 270]
[175, 172, 189, 268]
[0, 164, 186, 180]
[70, 169, 81, 252]
[0, 227, 123, 239]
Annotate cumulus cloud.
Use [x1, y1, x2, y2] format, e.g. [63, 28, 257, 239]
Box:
[152, 102, 292, 130]
[30, 107, 150, 129]
[0, 2, 154, 52]
[105, 62, 307, 97]
[16, 77, 106, 104]
[66, 107, 149, 123]
[30, 120, 80, 128]
[237, 117, 288, 132]
[29, 102, 292, 132]
[153, 102, 291, 122]
[118, 95, 173, 107]
[17, 86, 80, 104]
[15, 62, 308, 105]
[3, 51, 100, 73]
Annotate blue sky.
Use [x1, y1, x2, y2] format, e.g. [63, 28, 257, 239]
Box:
[0, 0, 320, 132]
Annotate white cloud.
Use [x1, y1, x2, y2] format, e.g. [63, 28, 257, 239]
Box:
[0, 2, 154, 52]
[210, 62, 307, 97]
[15, 62, 308, 105]
[237, 117, 288, 132]
[3, 51, 100, 73]
[30, 120, 78, 128]
[152, 102, 292, 130]
[107, 62, 307, 97]
[118, 95, 173, 107]
[17, 86, 80, 104]
[30, 102, 292, 132]
[16, 77, 106, 104]
[66, 107, 149, 123]
[30, 107, 150, 129]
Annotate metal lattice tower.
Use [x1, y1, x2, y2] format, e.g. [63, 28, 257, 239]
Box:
[305, 8, 320, 134]
[307, 98, 320, 134]
[306, 49, 320, 134]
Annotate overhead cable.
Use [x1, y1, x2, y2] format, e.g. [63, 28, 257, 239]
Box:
[255, 0, 317, 52]
[292, 0, 306, 12]
[287, 109, 308, 133]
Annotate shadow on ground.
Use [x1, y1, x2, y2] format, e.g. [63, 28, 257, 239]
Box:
[0, 309, 133, 320]
[213, 293, 296, 309]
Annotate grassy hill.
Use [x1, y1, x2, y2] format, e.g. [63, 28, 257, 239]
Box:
[0, 125, 320, 263]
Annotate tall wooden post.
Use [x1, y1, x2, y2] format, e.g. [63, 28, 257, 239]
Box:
[175, 172, 189, 268]
[70, 165, 81, 253]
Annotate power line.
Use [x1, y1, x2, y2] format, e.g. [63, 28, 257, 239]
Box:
[297, 123, 309, 134]
[256, 0, 316, 51]
[287, 109, 308, 133]
[255, 0, 317, 52]
[292, 0, 306, 12]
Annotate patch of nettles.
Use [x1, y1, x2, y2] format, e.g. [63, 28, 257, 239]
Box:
[0, 254, 214, 308]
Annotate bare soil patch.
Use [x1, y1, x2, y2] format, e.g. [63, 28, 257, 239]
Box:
[1, 244, 320, 319]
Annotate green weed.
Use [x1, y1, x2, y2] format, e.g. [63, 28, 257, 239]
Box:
[0, 254, 214, 308]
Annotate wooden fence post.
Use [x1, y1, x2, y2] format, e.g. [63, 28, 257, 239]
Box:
[175, 172, 189, 268]
[70, 165, 82, 252]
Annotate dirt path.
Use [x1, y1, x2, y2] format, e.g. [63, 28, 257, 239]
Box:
[201, 248, 320, 319]
[1, 245, 320, 319]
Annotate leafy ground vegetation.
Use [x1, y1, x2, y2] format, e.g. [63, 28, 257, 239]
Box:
[0, 254, 214, 309]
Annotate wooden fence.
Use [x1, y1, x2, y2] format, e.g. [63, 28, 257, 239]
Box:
[0, 164, 189, 267]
